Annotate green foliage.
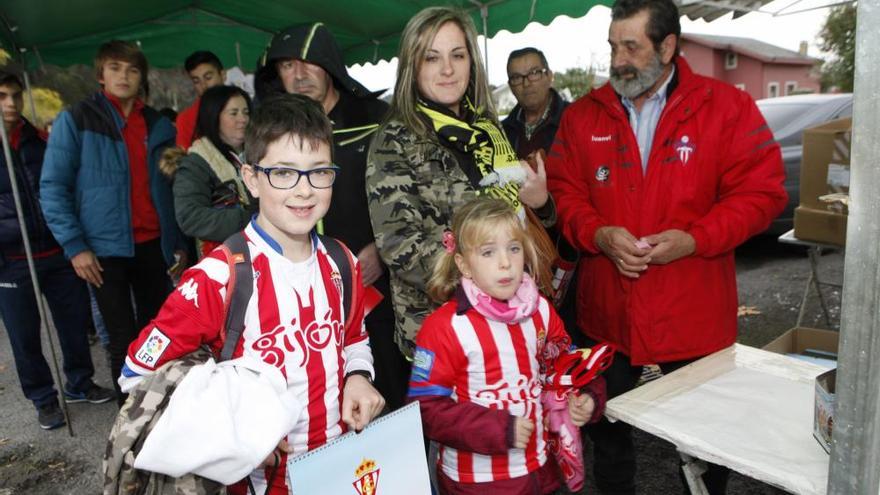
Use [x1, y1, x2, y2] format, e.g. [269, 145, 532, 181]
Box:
[819, 3, 856, 92]
[22, 88, 64, 128]
[554, 66, 597, 100]
[0, 48, 11, 66]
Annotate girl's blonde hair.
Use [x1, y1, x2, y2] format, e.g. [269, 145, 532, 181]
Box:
[385, 6, 498, 137]
[427, 197, 546, 303]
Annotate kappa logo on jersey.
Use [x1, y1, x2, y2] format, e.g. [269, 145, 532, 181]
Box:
[135, 327, 171, 366]
[251, 287, 343, 374]
[411, 347, 435, 382]
[177, 278, 200, 308]
[675, 135, 696, 165]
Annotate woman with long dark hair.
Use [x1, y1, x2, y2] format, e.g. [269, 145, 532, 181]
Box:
[164, 85, 254, 258]
[366, 7, 556, 360]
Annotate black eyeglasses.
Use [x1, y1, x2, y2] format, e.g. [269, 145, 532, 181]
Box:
[508, 67, 549, 86]
[252, 164, 341, 190]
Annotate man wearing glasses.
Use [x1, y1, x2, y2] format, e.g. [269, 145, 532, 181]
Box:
[502, 48, 580, 341]
[502, 48, 569, 160]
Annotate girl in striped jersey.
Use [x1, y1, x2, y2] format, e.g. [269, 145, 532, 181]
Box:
[409, 198, 606, 494]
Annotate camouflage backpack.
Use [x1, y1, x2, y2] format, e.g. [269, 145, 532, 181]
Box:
[103, 232, 354, 495]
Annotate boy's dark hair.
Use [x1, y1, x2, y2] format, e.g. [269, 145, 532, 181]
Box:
[507, 47, 549, 71]
[196, 85, 252, 158]
[94, 40, 149, 93]
[184, 51, 223, 73]
[245, 93, 333, 165]
[611, 0, 681, 53]
[0, 69, 23, 90]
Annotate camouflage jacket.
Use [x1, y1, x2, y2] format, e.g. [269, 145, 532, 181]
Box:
[366, 120, 479, 358]
[104, 348, 224, 495]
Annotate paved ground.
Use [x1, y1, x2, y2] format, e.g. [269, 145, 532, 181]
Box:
[0, 234, 844, 494]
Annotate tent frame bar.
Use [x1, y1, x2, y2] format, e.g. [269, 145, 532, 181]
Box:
[827, 0, 880, 492]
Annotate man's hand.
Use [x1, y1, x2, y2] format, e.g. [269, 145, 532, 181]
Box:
[642, 229, 696, 264]
[357, 243, 383, 287]
[341, 374, 385, 432]
[594, 226, 651, 278]
[512, 416, 535, 449]
[260, 439, 292, 468]
[518, 153, 549, 210]
[568, 393, 596, 427]
[71, 250, 103, 287]
[168, 249, 189, 279]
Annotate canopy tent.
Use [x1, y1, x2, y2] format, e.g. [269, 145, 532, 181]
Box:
[0, 0, 779, 70]
[0, 0, 617, 70]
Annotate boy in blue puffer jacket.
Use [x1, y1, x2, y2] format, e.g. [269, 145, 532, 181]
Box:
[40, 40, 188, 406]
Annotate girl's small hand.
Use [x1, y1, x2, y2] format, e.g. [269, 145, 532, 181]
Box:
[568, 393, 596, 427]
[513, 417, 535, 448]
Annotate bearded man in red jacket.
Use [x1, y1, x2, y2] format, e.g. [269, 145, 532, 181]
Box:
[545, 0, 787, 493]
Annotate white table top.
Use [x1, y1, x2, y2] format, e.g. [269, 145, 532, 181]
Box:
[777, 229, 842, 251]
[606, 344, 830, 495]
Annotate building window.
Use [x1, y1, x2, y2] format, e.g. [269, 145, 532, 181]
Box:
[725, 52, 738, 70]
[735, 83, 746, 91]
[785, 81, 797, 95]
[768, 82, 780, 98]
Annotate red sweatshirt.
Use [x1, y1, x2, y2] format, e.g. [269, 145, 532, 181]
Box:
[105, 92, 160, 244]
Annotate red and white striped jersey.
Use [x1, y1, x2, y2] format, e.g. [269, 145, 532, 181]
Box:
[409, 294, 571, 484]
[122, 221, 373, 494]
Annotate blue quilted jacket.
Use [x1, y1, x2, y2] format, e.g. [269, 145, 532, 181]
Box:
[40, 92, 183, 264]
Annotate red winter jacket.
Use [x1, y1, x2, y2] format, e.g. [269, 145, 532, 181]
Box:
[546, 58, 786, 365]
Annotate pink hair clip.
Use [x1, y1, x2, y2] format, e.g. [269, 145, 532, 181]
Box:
[442, 230, 456, 253]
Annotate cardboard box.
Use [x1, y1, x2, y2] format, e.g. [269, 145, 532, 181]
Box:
[794, 205, 847, 246]
[799, 118, 852, 211]
[814, 369, 836, 453]
[764, 328, 838, 453]
[763, 327, 839, 355]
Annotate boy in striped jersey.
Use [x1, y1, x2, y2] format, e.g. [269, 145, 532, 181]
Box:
[410, 198, 606, 494]
[119, 94, 384, 494]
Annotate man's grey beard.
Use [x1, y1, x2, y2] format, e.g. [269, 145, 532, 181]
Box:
[609, 53, 666, 100]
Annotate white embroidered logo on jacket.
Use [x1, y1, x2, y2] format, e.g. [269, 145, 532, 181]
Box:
[177, 278, 200, 308]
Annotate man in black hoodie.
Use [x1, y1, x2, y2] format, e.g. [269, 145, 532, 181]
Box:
[255, 23, 409, 410]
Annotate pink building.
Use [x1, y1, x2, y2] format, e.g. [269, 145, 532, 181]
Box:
[679, 33, 821, 101]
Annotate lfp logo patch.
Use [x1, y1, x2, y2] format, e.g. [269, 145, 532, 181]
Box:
[135, 327, 171, 367]
[411, 347, 435, 382]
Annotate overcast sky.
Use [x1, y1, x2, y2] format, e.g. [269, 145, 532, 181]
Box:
[348, 0, 833, 92]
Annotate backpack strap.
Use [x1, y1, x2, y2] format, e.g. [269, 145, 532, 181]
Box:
[219, 231, 253, 362]
[317, 234, 355, 330]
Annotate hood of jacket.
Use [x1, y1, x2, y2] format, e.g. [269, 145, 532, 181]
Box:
[254, 22, 384, 102]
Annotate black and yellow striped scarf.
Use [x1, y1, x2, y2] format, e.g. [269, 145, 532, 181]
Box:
[417, 98, 525, 213]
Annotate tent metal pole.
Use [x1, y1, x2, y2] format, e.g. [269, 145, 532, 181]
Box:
[0, 111, 75, 437]
[469, 1, 490, 76]
[827, 0, 880, 493]
[235, 41, 242, 68]
[481, 5, 489, 76]
[22, 71, 38, 126]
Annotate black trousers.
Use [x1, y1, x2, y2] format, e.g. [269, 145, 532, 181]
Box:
[584, 337, 730, 495]
[92, 239, 171, 405]
[365, 274, 411, 411]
